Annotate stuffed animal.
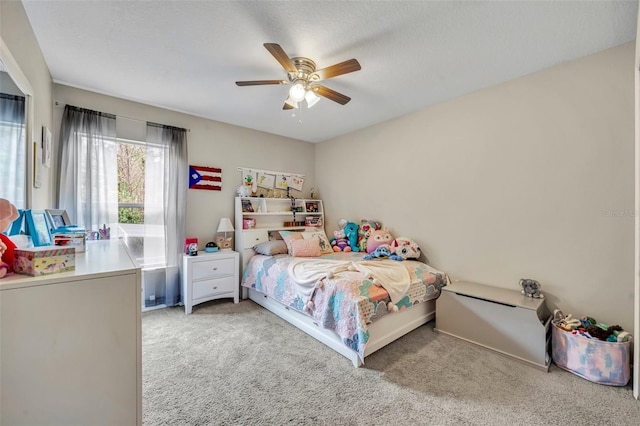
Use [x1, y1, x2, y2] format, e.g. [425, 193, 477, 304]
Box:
[330, 229, 351, 252]
[363, 244, 392, 260]
[343, 221, 360, 252]
[0, 198, 19, 277]
[0, 239, 9, 278]
[520, 278, 544, 298]
[366, 228, 394, 253]
[389, 237, 421, 261]
[357, 219, 381, 252]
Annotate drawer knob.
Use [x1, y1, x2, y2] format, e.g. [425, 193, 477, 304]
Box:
[213, 286, 218, 290]
[212, 267, 218, 271]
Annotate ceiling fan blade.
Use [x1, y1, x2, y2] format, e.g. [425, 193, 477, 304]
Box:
[236, 80, 287, 86]
[264, 43, 297, 74]
[283, 103, 294, 110]
[311, 59, 361, 81]
[310, 84, 351, 105]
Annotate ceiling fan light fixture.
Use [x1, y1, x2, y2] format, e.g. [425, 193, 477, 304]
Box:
[289, 80, 307, 102]
[284, 97, 299, 109]
[305, 90, 320, 108]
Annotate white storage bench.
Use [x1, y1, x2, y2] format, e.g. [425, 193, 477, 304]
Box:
[435, 281, 552, 371]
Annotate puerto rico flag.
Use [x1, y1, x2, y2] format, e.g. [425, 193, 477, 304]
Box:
[189, 165, 222, 190]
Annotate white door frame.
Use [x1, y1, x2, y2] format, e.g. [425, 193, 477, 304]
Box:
[634, 4, 639, 400]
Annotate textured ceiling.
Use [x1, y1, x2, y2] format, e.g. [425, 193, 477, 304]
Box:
[22, 0, 638, 143]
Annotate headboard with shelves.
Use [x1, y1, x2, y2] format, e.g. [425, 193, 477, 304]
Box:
[234, 196, 325, 294]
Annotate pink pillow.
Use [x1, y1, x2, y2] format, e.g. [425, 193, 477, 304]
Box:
[279, 231, 303, 255]
[289, 238, 322, 257]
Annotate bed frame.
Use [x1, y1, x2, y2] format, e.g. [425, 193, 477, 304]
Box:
[247, 287, 436, 367]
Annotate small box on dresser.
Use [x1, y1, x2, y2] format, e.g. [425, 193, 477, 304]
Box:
[13, 246, 76, 276]
[182, 250, 239, 314]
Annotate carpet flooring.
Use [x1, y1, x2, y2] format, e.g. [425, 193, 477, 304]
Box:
[142, 299, 639, 425]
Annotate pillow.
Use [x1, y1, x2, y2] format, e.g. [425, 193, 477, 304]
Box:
[279, 230, 303, 255]
[253, 240, 288, 256]
[301, 230, 333, 254]
[289, 238, 322, 257]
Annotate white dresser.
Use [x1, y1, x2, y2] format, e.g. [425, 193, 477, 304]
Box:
[0, 240, 142, 426]
[182, 250, 239, 314]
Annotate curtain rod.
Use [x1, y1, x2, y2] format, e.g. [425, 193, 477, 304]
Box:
[54, 101, 190, 132]
[237, 167, 305, 178]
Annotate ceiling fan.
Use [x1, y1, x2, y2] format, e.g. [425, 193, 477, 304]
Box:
[235, 43, 361, 110]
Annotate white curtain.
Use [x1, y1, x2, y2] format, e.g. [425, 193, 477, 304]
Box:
[58, 105, 118, 231]
[0, 94, 26, 209]
[144, 123, 187, 307]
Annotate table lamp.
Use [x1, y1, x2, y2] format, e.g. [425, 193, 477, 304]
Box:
[216, 218, 235, 250]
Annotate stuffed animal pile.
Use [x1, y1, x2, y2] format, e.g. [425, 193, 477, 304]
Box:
[553, 309, 632, 342]
[330, 219, 423, 261]
[0, 198, 19, 278]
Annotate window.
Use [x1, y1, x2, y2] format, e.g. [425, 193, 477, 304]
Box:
[116, 138, 166, 270]
[0, 92, 26, 209]
[59, 106, 187, 310]
[117, 141, 145, 224]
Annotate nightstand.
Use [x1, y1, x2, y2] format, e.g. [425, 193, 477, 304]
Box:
[182, 250, 239, 314]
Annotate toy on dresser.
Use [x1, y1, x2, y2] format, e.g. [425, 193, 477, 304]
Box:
[0, 198, 19, 278]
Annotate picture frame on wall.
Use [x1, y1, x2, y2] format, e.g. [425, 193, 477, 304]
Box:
[33, 141, 42, 188]
[42, 126, 52, 168]
[24, 209, 52, 246]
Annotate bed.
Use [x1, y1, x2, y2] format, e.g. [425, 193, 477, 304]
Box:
[242, 250, 449, 367]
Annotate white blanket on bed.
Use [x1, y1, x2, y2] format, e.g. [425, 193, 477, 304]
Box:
[287, 258, 410, 305]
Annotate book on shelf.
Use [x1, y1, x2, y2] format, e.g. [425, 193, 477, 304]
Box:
[241, 199, 254, 212]
[305, 216, 322, 227]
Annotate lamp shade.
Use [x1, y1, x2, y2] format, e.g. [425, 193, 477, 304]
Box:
[305, 90, 320, 108]
[284, 97, 299, 109]
[217, 218, 235, 233]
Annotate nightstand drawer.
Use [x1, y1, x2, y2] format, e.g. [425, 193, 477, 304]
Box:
[192, 257, 236, 280]
[192, 276, 236, 300]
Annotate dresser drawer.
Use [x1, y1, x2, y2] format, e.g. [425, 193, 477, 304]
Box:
[192, 275, 236, 300]
[242, 230, 269, 248]
[192, 257, 236, 280]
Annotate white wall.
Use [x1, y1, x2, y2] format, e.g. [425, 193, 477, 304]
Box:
[53, 85, 316, 247]
[1, 0, 55, 209]
[316, 43, 635, 332]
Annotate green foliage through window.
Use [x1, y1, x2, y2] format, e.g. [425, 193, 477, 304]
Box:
[118, 142, 145, 224]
